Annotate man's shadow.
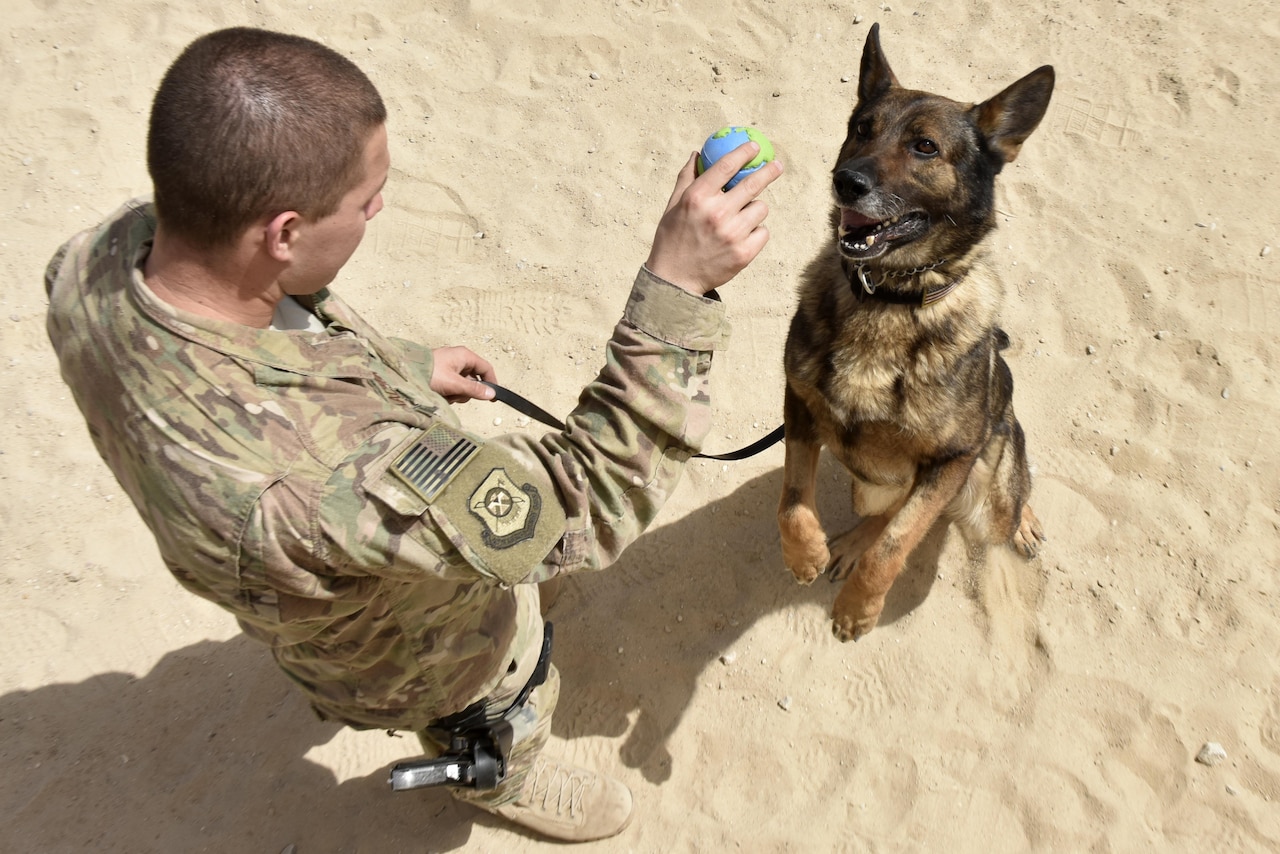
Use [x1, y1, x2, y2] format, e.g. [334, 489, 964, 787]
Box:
[0, 456, 945, 850]
[545, 456, 947, 783]
[0, 636, 477, 852]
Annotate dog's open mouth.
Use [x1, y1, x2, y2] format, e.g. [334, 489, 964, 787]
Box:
[838, 209, 929, 259]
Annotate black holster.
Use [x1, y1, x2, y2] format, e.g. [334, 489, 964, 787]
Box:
[388, 621, 553, 792]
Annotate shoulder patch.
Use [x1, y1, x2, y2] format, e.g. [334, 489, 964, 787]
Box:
[429, 443, 566, 586]
[468, 467, 546, 549]
[390, 423, 480, 502]
[373, 424, 566, 585]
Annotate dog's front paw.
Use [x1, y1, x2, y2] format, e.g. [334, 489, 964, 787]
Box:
[831, 579, 885, 642]
[831, 592, 884, 642]
[782, 538, 830, 585]
[1013, 504, 1046, 558]
[779, 507, 830, 585]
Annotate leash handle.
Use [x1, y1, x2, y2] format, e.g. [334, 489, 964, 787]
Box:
[479, 381, 783, 461]
[482, 381, 566, 431]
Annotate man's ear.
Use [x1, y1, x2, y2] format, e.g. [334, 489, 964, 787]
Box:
[263, 211, 302, 263]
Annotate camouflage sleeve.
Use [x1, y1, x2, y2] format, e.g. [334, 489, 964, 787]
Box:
[380, 335, 437, 395]
[487, 265, 729, 581]
[304, 266, 727, 591]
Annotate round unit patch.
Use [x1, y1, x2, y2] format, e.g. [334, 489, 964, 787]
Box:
[469, 467, 543, 549]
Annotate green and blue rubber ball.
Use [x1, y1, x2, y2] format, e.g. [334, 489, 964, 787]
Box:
[695, 126, 775, 190]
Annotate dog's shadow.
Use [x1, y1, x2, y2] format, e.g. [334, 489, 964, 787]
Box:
[546, 454, 945, 783]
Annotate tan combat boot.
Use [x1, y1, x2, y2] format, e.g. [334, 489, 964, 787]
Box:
[489, 755, 633, 842]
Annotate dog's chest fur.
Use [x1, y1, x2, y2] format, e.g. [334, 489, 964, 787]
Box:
[786, 251, 1003, 451]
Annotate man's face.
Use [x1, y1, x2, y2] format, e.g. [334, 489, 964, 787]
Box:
[281, 123, 389, 295]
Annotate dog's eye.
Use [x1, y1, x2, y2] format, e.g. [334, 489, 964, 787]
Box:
[913, 139, 940, 156]
[854, 120, 872, 139]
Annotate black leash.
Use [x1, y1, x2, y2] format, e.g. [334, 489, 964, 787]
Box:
[481, 381, 783, 461]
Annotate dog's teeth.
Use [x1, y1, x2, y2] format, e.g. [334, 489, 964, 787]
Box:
[866, 234, 876, 247]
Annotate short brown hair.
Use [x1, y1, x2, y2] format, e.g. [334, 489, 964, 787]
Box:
[147, 27, 387, 249]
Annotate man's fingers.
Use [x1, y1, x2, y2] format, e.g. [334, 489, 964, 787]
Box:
[698, 141, 761, 188]
[662, 151, 700, 214]
[725, 156, 783, 201]
[472, 377, 496, 401]
[748, 196, 772, 228]
[445, 378, 494, 404]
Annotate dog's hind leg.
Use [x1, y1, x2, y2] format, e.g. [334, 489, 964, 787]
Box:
[1013, 504, 1045, 557]
[831, 453, 975, 641]
[828, 516, 889, 582]
[978, 415, 1046, 558]
[778, 387, 830, 584]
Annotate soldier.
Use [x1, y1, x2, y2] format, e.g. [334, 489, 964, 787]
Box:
[45, 27, 780, 843]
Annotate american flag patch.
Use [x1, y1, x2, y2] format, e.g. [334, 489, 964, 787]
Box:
[390, 424, 480, 502]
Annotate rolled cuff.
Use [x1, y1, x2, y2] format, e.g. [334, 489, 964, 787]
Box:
[623, 266, 730, 351]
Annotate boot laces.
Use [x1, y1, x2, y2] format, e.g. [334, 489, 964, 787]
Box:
[522, 758, 593, 818]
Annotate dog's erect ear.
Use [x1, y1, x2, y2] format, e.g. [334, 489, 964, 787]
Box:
[857, 23, 900, 104]
[972, 65, 1056, 165]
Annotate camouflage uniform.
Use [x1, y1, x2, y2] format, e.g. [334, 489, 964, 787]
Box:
[45, 199, 728, 805]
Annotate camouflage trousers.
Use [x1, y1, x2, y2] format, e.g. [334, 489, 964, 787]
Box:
[417, 584, 559, 809]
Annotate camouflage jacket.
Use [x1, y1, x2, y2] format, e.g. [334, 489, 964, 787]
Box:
[45, 199, 729, 731]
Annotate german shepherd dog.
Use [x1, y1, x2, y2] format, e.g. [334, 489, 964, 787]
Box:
[777, 24, 1053, 642]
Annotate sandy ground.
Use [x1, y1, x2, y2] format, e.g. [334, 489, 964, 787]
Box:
[2, 1, 1278, 851]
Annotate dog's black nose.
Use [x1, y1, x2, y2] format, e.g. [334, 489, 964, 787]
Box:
[834, 161, 876, 200]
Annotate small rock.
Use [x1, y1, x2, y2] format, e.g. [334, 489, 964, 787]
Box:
[1221, 388, 1230, 399]
[778, 696, 793, 711]
[1262, 245, 1272, 257]
[1110, 445, 1119, 456]
[1196, 742, 1227, 766]
[1155, 330, 1169, 340]
[719, 651, 737, 666]
[854, 14, 864, 23]
[1086, 344, 1097, 355]
[589, 71, 600, 80]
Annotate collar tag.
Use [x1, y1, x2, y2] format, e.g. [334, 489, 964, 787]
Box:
[856, 264, 877, 295]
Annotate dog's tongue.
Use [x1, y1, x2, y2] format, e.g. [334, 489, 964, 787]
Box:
[840, 209, 878, 229]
